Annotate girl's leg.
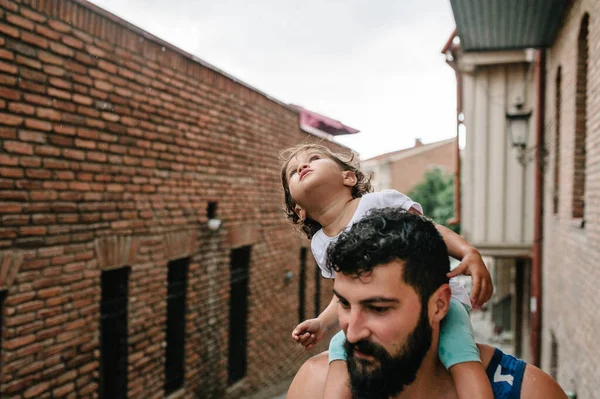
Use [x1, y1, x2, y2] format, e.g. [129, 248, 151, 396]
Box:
[440, 298, 493, 399]
[323, 330, 352, 399]
[323, 361, 351, 399]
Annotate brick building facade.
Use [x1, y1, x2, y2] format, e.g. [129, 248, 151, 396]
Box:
[0, 0, 344, 397]
[447, 0, 600, 396]
[541, 1, 600, 396]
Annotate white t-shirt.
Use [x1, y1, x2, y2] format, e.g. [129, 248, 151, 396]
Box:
[310, 189, 471, 308]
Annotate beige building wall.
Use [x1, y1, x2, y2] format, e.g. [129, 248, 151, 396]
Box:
[389, 141, 455, 194]
[364, 161, 392, 192]
[459, 56, 536, 256]
[453, 50, 537, 361]
[363, 139, 456, 195]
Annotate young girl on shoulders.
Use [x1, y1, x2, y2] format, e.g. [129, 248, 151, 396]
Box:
[280, 143, 494, 399]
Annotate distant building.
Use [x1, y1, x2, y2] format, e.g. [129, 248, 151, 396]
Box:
[362, 137, 457, 193]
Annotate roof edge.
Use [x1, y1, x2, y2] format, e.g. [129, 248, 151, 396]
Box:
[363, 137, 456, 163]
[441, 29, 458, 54]
[75, 0, 298, 114]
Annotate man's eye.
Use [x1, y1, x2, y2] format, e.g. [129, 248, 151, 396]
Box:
[337, 299, 350, 309]
[369, 306, 390, 314]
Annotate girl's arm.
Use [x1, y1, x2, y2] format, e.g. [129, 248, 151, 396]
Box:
[408, 206, 474, 259]
[292, 295, 339, 350]
[408, 206, 493, 307]
[318, 294, 340, 328]
[434, 224, 493, 307]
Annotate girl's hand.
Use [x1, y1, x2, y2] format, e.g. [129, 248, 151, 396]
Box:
[292, 318, 325, 351]
[447, 249, 493, 308]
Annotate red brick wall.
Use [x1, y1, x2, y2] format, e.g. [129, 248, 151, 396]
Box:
[541, 1, 600, 397]
[0, 0, 339, 397]
[389, 140, 456, 194]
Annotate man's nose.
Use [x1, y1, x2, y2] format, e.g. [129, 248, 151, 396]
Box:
[341, 309, 370, 344]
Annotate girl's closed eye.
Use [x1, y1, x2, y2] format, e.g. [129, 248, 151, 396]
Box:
[309, 154, 320, 162]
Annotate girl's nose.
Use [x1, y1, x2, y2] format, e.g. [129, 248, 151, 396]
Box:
[297, 163, 309, 173]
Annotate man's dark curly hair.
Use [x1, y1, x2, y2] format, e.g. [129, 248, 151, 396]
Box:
[326, 207, 450, 303]
[280, 143, 372, 239]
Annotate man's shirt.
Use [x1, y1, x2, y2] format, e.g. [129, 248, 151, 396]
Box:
[486, 348, 527, 399]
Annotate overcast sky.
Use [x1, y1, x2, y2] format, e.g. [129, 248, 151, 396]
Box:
[89, 0, 458, 159]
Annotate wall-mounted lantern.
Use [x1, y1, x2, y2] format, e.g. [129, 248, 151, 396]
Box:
[506, 101, 534, 166]
[207, 218, 222, 231]
[207, 201, 222, 232]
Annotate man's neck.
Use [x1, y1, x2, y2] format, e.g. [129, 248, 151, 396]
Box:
[393, 352, 457, 399]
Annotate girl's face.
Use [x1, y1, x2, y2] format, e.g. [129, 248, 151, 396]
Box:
[285, 150, 353, 209]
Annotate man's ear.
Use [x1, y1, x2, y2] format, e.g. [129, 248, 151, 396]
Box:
[342, 171, 358, 187]
[294, 205, 307, 221]
[428, 284, 452, 325]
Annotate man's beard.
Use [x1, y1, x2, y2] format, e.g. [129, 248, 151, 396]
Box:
[344, 306, 433, 399]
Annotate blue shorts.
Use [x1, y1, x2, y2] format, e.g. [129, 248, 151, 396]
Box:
[328, 297, 480, 369]
[485, 348, 527, 399]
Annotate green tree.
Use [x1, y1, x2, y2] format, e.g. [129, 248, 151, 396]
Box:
[407, 168, 460, 233]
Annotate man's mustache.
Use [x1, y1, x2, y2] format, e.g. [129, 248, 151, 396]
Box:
[344, 338, 387, 358]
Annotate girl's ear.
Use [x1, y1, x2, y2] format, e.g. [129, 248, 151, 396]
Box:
[342, 171, 358, 187]
[294, 205, 307, 221]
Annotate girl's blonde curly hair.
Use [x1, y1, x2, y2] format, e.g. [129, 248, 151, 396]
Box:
[279, 143, 372, 239]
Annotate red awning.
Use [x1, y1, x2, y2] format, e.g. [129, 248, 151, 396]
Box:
[291, 104, 359, 136]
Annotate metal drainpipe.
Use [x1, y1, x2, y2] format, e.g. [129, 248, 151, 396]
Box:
[441, 30, 461, 227]
[444, 55, 462, 227]
[453, 70, 462, 226]
[531, 49, 545, 367]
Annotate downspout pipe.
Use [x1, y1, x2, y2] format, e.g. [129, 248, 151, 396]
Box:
[531, 49, 545, 367]
[446, 69, 462, 227]
[453, 71, 462, 226]
[442, 30, 462, 226]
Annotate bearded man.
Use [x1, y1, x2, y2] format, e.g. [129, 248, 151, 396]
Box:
[287, 208, 567, 399]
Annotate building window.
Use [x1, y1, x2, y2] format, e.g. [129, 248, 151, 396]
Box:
[298, 248, 307, 323]
[572, 14, 589, 220]
[207, 201, 217, 219]
[100, 267, 130, 399]
[550, 333, 559, 380]
[314, 261, 321, 318]
[228, 246, 252, 385]
[0, 290, 6, 379]
[553, 67, 561, 215]
[165, 258, 189, 395]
